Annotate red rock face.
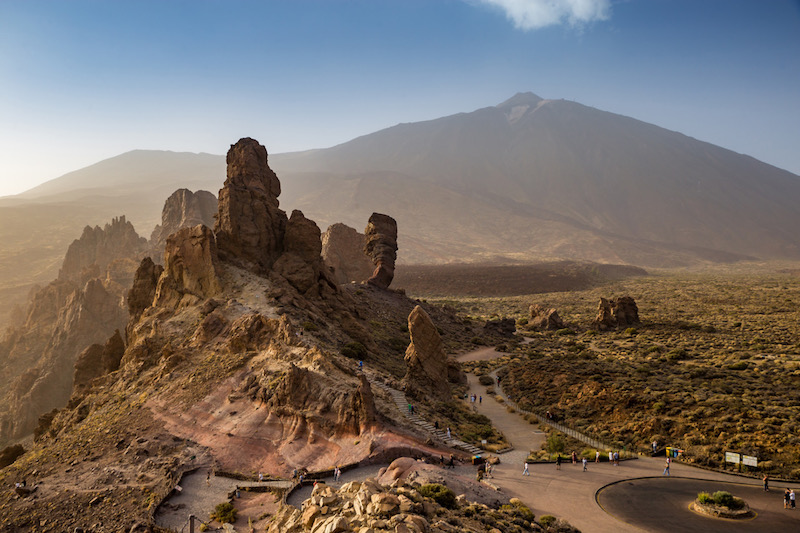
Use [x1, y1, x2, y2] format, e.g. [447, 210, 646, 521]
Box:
[364, 213, 398, 289]
[214, 138, 287, 272]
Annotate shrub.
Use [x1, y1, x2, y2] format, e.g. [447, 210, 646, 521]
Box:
[556, 328, 575, 336]
[539, 515, 556, 527]
[470, 337, 485, 345]
[301, 321, 318, 332]
[418, 483, 456, 509]
[697, 492, 713, 504]
[546, 433, 565, 453]
[517, 318, 529, 326]
[211, 501, 237, 524]
[625, 327, 638, 336]
[712, 491, 736, 508]
[341, 342, 367, 359]
[478, 375, 495, 386]
[729, 361, 748, 371]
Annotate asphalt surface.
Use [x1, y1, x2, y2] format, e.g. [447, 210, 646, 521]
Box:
[598, 477, 800, 532]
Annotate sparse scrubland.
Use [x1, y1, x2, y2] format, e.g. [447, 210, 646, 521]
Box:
[430, 266, 800, 478]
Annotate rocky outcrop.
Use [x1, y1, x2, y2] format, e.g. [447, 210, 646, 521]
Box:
[154, 225, 222, 309]
[214, 138, 287, 273]
[58, 216, 148, 283]
[321, 223, 374, 285]
[72, 330, 125, 397]
[127, 257, 164, 323]
[593, 296, 640, 331]
[529, 304, 565, 330]
[0, 444, 25, 469]
[364, 213, 398, 289]
[483, 317, 516, 337]
[403, 306, 453, 402]
[150, 189, 217, 255]
[273, 210, 325, 295]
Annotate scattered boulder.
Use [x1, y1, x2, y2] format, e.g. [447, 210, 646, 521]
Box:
[321, 223, 374, 285]
[528, 304, 565, 330]
[150, 188, 217, 254]
[483, 317, 516, 337]
[593, 296, 640, 330]
[0, 443, 25, 469]
[403, 306, 453, 402]
[364, 213, 398, 289]
[214, 137, 287, 273]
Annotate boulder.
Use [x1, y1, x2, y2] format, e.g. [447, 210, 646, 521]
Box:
[214, 137, 287, 272]
[483, 318, 516, 337]
[364, 213, 398, 289]
[593, 296, 639, 330]
[402, 306, 452, 402]
[321, 223, 374, 285]
[528, 304, 565, 330]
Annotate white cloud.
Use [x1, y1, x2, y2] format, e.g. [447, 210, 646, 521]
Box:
[475, 0, 611, 30]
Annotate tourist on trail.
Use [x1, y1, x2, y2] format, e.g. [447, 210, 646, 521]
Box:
[609, 451, 614, 463]
[479, 395, 482, 404]
[556, 455, 562, 470]
[571, 451, 577, 464]
[663, 457, 670, 476]
[522, 461, 530, 476]
[614, 451, 619, 466]
[446, 427, 451, 440]
[258, 472, 263, 482]
[448, 454, 455, 469]
[652, 440, 657, 454]
[485, 462, 492, 478]
[358, 360, 363, 371]
[791, 489, 796, 509]
[206, 470, 211, 487]
[763, 475, 769, 492]
[582, 457, 588, 472]
[784, 488, 790, 509]
[595, 450, 600, 463]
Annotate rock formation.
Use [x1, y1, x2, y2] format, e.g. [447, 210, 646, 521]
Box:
[273, 210, 325, 295]
[58, 216, 148, 283]
[593, 296, 640, 331]
[154, 225, 223, 309]
[149, 188, 217, 255]
[364, 213, 398, 289]
[403, 306, 453, 402]
[127, 257, 164, 323]
[214, 137, 287, 272]
[0, 218, 144, 447]
[72, 330, 125, 397]
[321, 223, 374, 285]
[483, 317, 516, 337]
[529, 304, 565, 330]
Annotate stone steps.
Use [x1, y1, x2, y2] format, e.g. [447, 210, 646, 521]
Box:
[365, 373, 483, 456]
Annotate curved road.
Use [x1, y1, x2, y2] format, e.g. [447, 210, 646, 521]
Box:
[459, 346, 800, 532]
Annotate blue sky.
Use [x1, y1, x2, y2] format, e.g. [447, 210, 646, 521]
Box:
[0, 0, 798, 196]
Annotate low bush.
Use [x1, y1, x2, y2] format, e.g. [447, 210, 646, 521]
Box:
[210, 501, 237, 524]
[478, 375, 495, 386]
[419, 483, 456, 509]
[341, 342, 367, 359]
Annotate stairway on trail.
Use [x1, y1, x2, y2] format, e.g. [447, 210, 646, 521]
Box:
[364, 372, 483, 456]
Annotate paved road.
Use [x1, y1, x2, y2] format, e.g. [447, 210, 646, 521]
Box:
[463, 371, 800, 532]
[598, 477, 800, 532]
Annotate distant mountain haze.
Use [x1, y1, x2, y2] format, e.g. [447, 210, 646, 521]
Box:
[1, 92, 799, 322]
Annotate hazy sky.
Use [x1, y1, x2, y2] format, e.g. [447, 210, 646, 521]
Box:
[1, 0, 798, 197]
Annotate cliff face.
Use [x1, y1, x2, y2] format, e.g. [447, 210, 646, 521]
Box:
[321, 223, 374, 285]
[149, 188, 217, 257]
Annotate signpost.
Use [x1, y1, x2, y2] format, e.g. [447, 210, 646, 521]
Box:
[743, 455, 758, 468]
[725, 452, 740, 464]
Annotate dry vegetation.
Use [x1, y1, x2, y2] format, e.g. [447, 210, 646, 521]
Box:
[427, 266, 800, 478]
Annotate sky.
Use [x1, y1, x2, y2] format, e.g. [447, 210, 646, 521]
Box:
[0, 0, 798, 197]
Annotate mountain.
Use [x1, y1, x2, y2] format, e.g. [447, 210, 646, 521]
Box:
[2, 92, 800, 325]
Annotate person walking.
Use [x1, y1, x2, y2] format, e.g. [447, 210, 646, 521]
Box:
[571, 451, 577, 464]
[446, 427, 451, 440]
[485, 462, 492, 478]
[582, 457, 588, 472]
[556, 455, 562, 470]
[791, 489, 796, 509]
[522, 461, 530, 476]
[784, 488, 790, 509]
[763, 475, 769, 492]
[663, 457, 670, 476]
[608, 451, 614, 463]
[595, 450, 600, 463]
[614, 451, 619, 466]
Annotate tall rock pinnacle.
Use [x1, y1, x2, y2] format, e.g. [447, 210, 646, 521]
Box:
[214, 137, 288, 272]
